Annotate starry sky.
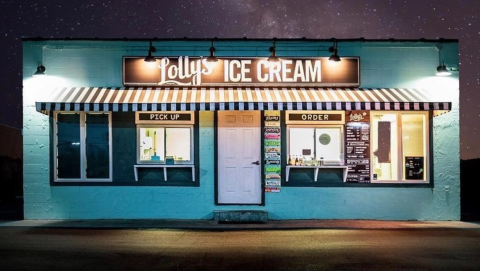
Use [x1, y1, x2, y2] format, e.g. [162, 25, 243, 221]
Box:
[1, 0, 479, 159]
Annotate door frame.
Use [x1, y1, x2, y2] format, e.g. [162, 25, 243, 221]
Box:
[214, 111, 265, 206]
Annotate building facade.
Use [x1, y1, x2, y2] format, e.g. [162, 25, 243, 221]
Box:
[22, 38, 459, 220]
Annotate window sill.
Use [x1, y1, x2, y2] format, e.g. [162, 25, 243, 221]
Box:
[134, 164, 196, 182]
[54, 179, 112, 183]
[281, 182, 433, 188]
[50, 181, 198, 187]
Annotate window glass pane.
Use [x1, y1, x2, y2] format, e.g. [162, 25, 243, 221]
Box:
[316, 127, 342, 161]
[371, 113, 398, 180]
[57, 113, 81, 178]
[402, 114, 426, 180]
[166, 128, 191, 161]
[289, 128, 314, 159]
[86, 114, 110, 178]
[139, 127, 165, 162]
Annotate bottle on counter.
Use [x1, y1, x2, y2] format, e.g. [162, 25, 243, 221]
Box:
[295, 156, 299, 166]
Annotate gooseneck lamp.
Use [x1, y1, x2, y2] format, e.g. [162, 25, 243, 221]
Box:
[144, 41, 156, 62]
[268, 38, 280, 62]
[436, 43, 451, 76]
[328, 39, 341, 62]
[207, 39, 218, 62]
[436, 62, 451, 76]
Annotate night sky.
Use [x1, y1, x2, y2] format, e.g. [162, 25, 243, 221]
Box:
[1, 0, 479, 159]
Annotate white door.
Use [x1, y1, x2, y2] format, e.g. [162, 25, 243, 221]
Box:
[218, 111, 262, 204]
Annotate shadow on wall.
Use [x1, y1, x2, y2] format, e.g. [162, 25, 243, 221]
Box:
[461, 159, 480, 221]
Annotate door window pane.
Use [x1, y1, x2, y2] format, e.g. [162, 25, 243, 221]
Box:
[371, 113, 398, 180]
[86, 114, 110, 178]
[57, 113, 81, 178]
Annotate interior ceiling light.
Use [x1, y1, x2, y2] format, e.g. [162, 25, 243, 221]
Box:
[144, 40, 156, 62]
[33, 62, 46, 76]
[436, 61, 451, 76]
[268, 38, 280, 62]
[206, 39, 218, 62]
[328, 39, 341, 62]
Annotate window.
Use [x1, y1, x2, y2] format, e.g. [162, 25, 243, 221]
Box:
[371, 112, 429, 183]
[54, 112, 112, 182]
[287, 126, 344, 163]
[137, 126, 193, 164]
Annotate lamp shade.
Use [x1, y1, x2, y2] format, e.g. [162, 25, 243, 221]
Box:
[144, 54, 156, 62]
[436, 62, 451, 76]
[33, 63, 46, 76]
[329, 50, 341, 62]
[144, 41, 156, 62]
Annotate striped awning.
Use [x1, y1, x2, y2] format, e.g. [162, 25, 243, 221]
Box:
[36, 87, 451, 114]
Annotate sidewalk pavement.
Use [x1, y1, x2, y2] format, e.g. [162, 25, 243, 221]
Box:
[1, 219, 479, 230]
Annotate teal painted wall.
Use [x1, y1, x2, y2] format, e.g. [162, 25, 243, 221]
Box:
[22, 39, 459, 220]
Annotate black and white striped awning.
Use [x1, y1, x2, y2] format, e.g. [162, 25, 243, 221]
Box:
[36, 87, 451, 114]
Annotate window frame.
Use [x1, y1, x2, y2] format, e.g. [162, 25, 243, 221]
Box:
[370, 111, 430, 184]
[53, 111, 113, 182]
[136, 124, 194, 165]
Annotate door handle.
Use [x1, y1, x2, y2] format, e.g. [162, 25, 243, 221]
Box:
[251, 161, 260, 165]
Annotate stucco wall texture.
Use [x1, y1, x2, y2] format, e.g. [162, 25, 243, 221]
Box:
[22, 39, 460, 220]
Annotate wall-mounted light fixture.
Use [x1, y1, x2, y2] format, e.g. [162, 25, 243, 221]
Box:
[206, 39, 218, 62]
[144, 41, 156, 62]
[436, 44, 451, 76]
[268, 38, 280, 62]
[33, 62, 46, 76]
[436, 61, 451, 76]
[328, 39, 341, 62]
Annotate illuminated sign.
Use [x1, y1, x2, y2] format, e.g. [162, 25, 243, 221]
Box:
[135, 111, 194, 124]
[285, 110, 345, 124]
[123, 57, 359, 87]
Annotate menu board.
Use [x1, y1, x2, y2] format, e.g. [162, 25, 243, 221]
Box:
[405, 156, 424, 180]
[345, 122, 371, 183]
[264, 111, 281, 192]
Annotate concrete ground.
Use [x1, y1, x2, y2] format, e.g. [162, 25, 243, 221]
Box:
[1, 220, 480, 270]
[1, 219, 479, 230]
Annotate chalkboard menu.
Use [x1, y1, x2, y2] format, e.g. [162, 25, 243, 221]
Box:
[405, 156, 424, 180]
[345, 122, 371, 183]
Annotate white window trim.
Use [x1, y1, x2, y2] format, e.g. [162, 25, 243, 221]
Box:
[286, 124, 345, 161]
[136, 124, 194, 165]
[54, 112, 113, 182]
[370, 111, 429, 184]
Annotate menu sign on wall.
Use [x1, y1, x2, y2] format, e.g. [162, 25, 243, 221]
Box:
[345, 111, 370, 183]
[264, 111, 281, 193]
[405, 156, 424, 180]
[123, 57, 360, 87]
